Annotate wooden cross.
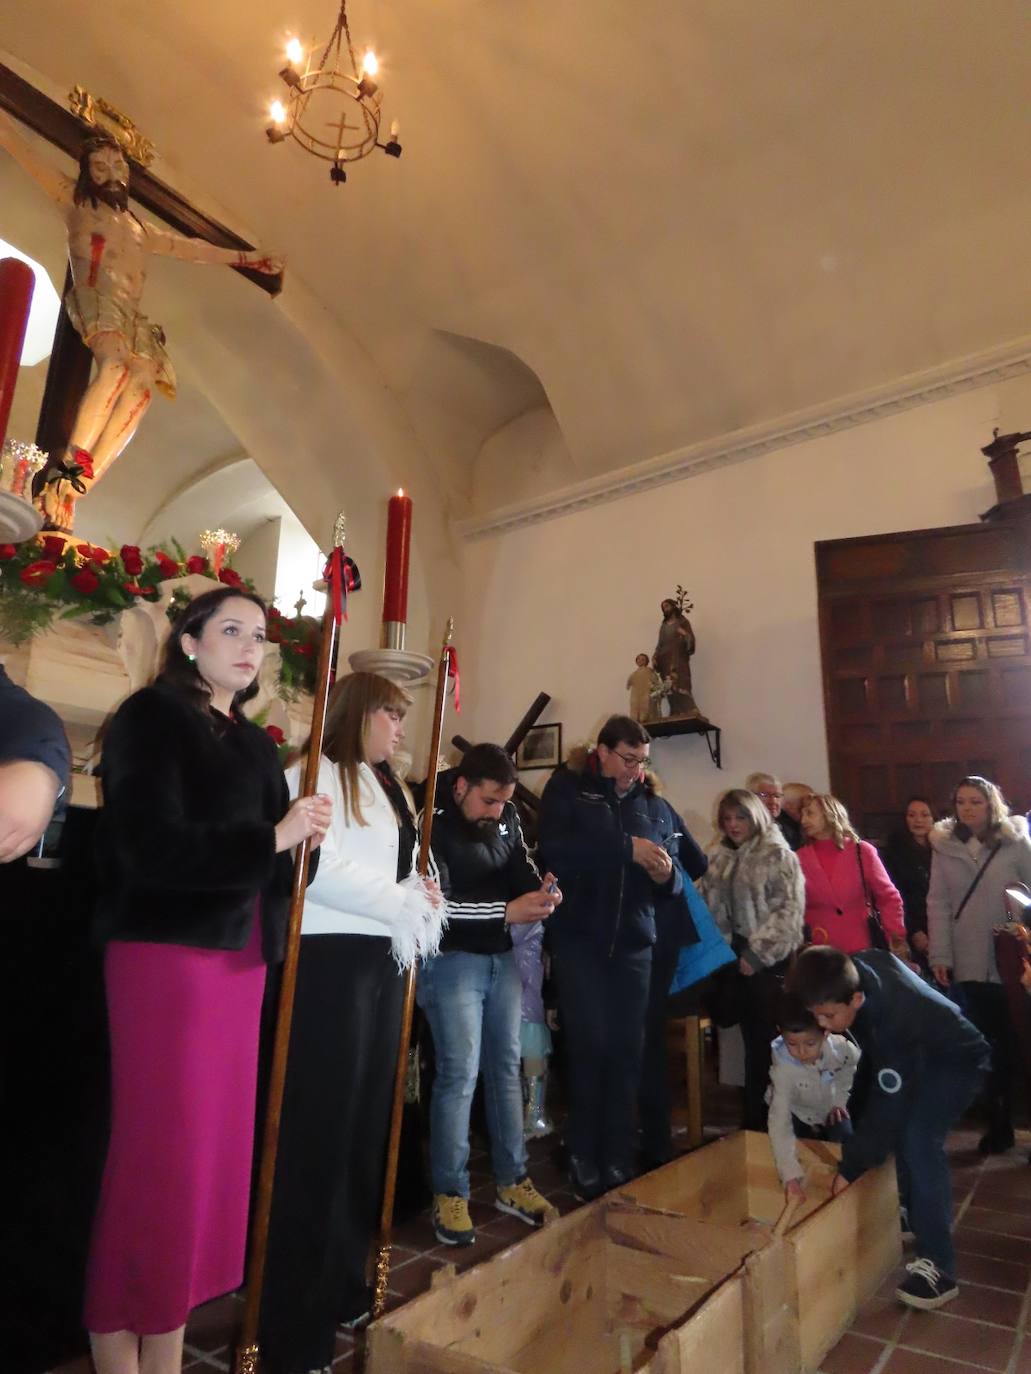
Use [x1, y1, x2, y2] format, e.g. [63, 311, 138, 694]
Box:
[0, 61, 281, 478]
[452, 691, 551, 816]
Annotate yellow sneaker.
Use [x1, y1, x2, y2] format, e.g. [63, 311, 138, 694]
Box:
[433, 1192, 475, 1247]
[495, 1176, 558, 1228]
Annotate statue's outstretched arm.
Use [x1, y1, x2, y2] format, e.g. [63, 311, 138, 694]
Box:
[0, 109, 74, 207]
[144, 223, 284, 276]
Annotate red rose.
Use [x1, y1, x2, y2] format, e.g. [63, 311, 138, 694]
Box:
[71, 568, 100, 594]
[20, 559, 58, 586]
[155, 551, 180, 579]
[39, 535, 67, 561]
[0, 544, 17, 561]
[218, 567, 243, 588]
[122, 581, 156, 596]
[186, 555, 208, 575]
[265, 724, 286, 746]
[83, 544, 110, 564]
[120, 545, 144, 576]
[267, 606, 282, 618]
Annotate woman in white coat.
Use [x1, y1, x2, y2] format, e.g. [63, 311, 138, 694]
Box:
[929, 775, 1031, 1155]
[260, 672, 443, 1373]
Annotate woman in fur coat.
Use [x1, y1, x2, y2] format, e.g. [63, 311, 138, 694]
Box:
[929, 776, 1031, 1154]
[699, 788, 805, 1130]
[84, 588, 331, 1374]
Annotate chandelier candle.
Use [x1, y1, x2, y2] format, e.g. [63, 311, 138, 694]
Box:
[382, 488, 412, 649]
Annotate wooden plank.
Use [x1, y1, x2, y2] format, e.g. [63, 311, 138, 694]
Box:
[603, 1206, 756, 1277]
[791, 1161, 901, 1371]
[368, 1208, 609, 1372]
[605, 1243, 715, 1329]
[741, 1240, 801, 1374]
[400, 1337, 522, 1374]
[650, 1276, 746, 1374]
[625, 1132, 751, 1224]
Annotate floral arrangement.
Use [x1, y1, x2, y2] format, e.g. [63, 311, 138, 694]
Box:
[0, 534, 319, 696]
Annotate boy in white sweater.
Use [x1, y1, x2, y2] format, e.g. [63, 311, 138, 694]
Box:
[766, 992, 861, 1197]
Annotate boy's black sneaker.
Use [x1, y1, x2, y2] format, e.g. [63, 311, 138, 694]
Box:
[896, 1257, 959, 1310]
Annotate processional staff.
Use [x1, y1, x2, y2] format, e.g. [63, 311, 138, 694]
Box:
[234, 511, 357, 1374]
[372, 617, 459, 1316]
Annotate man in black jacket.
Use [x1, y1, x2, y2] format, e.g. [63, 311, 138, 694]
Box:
[0, 663, 70, 862]
[417, 744, 561, 1247]
[538, 715, 685, 1200]
[789, 945, 989, 1312]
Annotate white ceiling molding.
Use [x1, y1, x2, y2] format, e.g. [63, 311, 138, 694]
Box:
[456, 334, 1031, 541]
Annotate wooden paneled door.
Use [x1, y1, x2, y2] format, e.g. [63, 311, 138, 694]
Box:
[817, 509, 1031, 840]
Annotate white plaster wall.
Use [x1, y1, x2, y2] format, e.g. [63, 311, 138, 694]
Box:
[234, 518, 281, 602]
[457, 378, 1027, 843]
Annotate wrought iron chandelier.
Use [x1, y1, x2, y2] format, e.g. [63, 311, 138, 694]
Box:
[265, 0, 401, 185]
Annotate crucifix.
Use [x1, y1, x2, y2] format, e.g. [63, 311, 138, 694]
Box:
[0, 62, 283, 535]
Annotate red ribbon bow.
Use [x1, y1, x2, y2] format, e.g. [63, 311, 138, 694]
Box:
[446, 644, 461, 713]
[324, 547, 356, 625]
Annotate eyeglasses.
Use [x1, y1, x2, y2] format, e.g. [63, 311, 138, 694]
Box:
[612, 750, 648, 770]
[756, 790, 783, 802]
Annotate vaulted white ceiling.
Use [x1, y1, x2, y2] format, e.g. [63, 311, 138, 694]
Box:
[3, 1, 1030, 533]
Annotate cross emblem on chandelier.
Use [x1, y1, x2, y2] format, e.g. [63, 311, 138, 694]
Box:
[327, 110, 361, 151]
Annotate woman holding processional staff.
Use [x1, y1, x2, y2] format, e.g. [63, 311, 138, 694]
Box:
[84, 587, 332, 1374]
[260, 670, 444, 1374]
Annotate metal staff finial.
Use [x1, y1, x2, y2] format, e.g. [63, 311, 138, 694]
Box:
[332, 509, 347, 549]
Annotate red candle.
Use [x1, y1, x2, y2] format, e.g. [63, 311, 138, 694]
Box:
[0, 258, 35, 450]
[383, 488, 413, 625]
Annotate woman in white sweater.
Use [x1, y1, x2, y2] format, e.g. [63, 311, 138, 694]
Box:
[260, 672, 443, 1373]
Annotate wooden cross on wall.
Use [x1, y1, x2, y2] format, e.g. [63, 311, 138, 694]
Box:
[452, 691, 551, 833]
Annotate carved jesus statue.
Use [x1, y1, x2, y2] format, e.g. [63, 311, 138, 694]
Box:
[0, 111, 283, 532]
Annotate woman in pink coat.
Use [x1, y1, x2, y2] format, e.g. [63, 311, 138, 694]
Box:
[798, 794, 908, 955]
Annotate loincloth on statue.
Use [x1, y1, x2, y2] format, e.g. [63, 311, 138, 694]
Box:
[64, 285, 177, 399]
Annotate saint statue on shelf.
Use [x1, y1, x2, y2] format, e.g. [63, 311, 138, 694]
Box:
[653, 591, 702, 720]
[0, 111, 283, 533]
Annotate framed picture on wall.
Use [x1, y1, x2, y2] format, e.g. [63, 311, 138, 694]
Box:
[516, 723, 563, 770]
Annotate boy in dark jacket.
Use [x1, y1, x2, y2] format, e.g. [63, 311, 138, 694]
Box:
[788, 945, 989, 1311]
[538, 715, 684, 1199]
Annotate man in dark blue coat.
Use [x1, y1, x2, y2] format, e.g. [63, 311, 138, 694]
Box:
[538, 715, 684, 1199]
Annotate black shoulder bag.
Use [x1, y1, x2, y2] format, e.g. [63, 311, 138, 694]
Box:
[856, 844, 889, 950]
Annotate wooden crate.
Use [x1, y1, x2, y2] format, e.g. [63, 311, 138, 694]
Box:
[624, 1131, 902, 1372]
[366, 1197, 751, 1374]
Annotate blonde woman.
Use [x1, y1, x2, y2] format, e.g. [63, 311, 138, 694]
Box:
[699, 788, 805, 1129]
[928, 775, 1031, 1155]
[798, 793, 906, 955]
[260, 672, 443, 1373]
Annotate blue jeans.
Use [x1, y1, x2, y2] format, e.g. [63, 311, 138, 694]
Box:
[417, 950, 527, 1197]
[895, 1060, 984, 1276]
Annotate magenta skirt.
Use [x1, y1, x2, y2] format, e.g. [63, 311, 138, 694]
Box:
[83, 917, 266, 1335]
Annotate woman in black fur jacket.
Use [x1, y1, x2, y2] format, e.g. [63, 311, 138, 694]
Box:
[83, 587, 331, 1374]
